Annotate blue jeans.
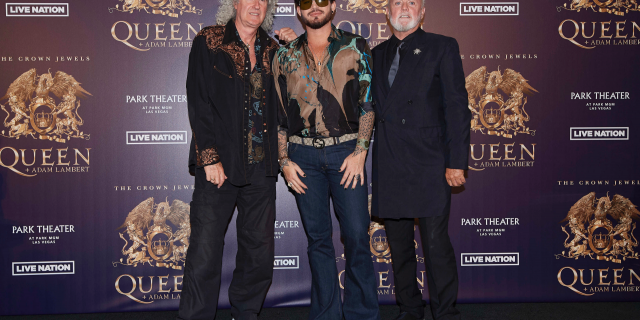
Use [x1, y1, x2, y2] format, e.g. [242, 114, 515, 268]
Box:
[289, 139, 380, 320]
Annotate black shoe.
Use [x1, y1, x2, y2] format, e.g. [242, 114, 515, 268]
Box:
[394, 311, 424, 320]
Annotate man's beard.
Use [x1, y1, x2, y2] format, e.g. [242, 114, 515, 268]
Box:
[389, 14, 420, 32]
[301, 9, 332, 29]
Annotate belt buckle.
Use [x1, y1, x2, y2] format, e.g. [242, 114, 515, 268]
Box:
[312, 137, 325, 149]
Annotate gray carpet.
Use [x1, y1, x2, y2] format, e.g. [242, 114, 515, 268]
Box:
[2, 303, 640, 320]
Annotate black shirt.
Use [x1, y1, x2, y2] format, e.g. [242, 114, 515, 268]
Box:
[187, 22, 281, 186]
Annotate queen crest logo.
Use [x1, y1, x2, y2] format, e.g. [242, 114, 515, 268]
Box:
[109, 0, 202, 17]
[368, 194, 396, 263]
[555, 192, 640, 263]
[369, 221, 392, 263]
[113, 197, 191, 270]
[338, 195, 418, 264]
[338, 0, 388, 13]
[465, 67, 538, 139]
[557, 0, 640, 16]
[1, 69, 91, 143]
[372, 234, 388, 252]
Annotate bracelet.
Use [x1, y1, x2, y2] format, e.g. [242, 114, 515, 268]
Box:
[278, 157, 290, 171]
[356, 139, 370, 150]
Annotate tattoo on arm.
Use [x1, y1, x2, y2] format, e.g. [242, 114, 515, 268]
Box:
[352, 147, 365, 157]
[278, 125, 289, 161]
[279, 158, 290, 168]
[353, 111, 374, 156]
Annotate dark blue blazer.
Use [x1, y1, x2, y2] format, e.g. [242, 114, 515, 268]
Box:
[371, 29, 471, 218]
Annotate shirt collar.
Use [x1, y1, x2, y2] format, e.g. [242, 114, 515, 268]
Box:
[222, 19, 268, 48]
[328, 24, 342, 41]
[222, 20, 238, 45]
[389, 28, 423, 47]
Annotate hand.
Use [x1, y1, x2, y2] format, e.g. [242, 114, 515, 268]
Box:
[445, 168, 466, 187]
[274, 27, 297, 43]
[282, 159, 308, 194]
[339, 149, 366, 189]
[204, 162, 227, 188]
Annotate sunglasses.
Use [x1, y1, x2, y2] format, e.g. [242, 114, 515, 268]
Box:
[298, 0, 330, 11]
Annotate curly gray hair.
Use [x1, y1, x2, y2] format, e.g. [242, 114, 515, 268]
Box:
[215, 0, 278, 31]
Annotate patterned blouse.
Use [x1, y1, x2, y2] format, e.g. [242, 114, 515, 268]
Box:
[273, 25, 374, 138]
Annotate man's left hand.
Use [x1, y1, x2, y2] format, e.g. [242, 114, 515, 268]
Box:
[274, 27, 297, 43]
[446, 168, 466, 187]
[340, 149, 367, 189]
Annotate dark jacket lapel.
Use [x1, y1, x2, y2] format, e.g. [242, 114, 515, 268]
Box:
[374, 40, 391, 114]
[381, 30, 426, 115]
[381, 41, 391, 93]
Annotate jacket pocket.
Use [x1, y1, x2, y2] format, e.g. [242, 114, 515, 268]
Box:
[420, 126, 444, 139]
[420, 126, 445, 153]
[213, 65, 232, 79]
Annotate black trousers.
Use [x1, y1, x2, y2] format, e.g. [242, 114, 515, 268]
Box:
[384, 215, 460, 320]
[177, 165, 276, 320]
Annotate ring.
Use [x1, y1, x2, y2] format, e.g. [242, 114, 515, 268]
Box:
[354, 174, 361, 179]
[287, 182, 293, 188]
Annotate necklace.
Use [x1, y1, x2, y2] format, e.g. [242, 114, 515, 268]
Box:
[308, 42, 328, 66]
[238, 31, 256, 49]
[241, 33, 258, 69]
[246, 34, 256, 49]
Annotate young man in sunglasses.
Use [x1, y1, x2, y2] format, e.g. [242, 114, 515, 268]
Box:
[272, 0, 380, 319]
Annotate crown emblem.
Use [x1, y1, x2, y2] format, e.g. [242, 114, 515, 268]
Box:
[152, 239, 170, 256]
[483, 108, 501, 124]
[369, 220, 392, 263]
[34, 111, 53, 128]
[372, 235, 388, 252]
[593, 233, 609, 249]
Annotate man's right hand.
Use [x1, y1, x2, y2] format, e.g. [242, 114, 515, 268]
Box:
[274, 27, 297, 43]
[282, 160, 307, 194]
[204, 162, 227, 188]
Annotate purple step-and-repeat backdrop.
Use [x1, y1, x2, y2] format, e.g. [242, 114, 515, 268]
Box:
[1, 0, 639, 315]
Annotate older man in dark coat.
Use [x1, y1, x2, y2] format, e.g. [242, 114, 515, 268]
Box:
[370, 0, 471, 319]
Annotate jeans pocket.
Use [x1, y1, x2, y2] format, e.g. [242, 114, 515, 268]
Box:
[340, 140, 357, 153]
[288, 142, 299, 157]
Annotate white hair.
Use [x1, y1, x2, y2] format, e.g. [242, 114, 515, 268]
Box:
[216, 0, 278, 31]
[386, 0, 425, 31]
[386, 0, 426, 9]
